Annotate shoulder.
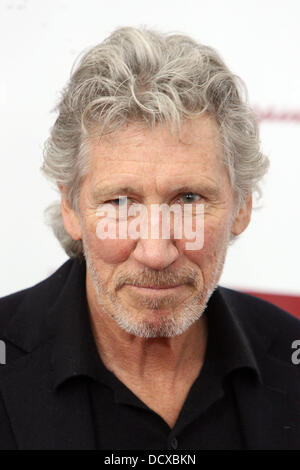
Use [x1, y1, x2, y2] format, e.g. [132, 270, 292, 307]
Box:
[218, 285, 300, 328]
[0, 258, 75, 337]
[218, 286, 300, 363]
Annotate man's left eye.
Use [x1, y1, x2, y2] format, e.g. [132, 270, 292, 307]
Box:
[178, 193, 203, 203]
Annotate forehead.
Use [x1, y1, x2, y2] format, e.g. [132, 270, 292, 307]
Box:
[85, 115, 228, 189]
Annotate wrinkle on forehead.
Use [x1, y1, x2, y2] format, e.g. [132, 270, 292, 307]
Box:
[88, 114, 223, 164]
[79, 113, 233, 203]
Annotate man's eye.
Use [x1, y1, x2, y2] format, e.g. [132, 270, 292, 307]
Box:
[178, 193, 203, 203]
[105, 196, 129, 206]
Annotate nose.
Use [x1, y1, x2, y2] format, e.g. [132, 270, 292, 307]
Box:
[131, 237, 179, 270]
[127, 201, 181, 270]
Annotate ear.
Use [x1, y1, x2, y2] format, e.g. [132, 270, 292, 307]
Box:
[231, 194, 252, 236]
[59, 184, 82, 241]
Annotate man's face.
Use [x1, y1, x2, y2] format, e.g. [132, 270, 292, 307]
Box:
[62, 115, 251, 338]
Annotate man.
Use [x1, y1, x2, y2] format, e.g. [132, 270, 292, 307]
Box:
[0, 26, 299, 450]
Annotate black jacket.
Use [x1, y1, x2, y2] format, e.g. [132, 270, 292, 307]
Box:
[0, 257, 300, 450]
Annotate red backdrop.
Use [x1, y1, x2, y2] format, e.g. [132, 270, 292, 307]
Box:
[245, 291, 300, 319]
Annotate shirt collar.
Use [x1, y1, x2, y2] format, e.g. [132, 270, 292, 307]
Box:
[50, 258, 262, 390]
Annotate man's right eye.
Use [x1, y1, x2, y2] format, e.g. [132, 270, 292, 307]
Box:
[105, 196, 129, 206]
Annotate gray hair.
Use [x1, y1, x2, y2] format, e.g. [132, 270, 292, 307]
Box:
[41, 26, 269, 258]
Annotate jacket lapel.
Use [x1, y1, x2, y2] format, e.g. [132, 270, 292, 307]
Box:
[232, 356, 300, 450]
[0, 258, 96, 449]
[0, 341, 96, 450]
[218, 287, 300, 450]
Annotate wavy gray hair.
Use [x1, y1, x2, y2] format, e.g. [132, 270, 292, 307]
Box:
[41, 26, 269, 258]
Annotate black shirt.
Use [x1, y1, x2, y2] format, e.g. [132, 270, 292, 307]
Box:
[51, 257, 261, 450]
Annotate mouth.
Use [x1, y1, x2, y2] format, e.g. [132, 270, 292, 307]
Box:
[134, 284, 181, 289]
[126, 284, 184, 295]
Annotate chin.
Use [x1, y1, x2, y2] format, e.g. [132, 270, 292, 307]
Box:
[118, 320, 190, 338]
[111, 302, 204, 339]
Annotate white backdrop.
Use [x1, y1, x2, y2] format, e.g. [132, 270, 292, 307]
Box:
[1, 0, 299, 297]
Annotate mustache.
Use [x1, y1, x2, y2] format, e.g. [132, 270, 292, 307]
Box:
[115, 267, 198, 289]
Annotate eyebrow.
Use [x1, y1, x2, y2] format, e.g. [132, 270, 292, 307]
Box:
[91, 185, 141, 200]
[91, 182, 220, 201]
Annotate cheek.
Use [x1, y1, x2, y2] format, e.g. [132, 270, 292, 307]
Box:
[83, 210, 136, 264]
[88, 235, 136, 265]
[180, 217, 230, 267]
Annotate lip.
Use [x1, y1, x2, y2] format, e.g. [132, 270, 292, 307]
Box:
[127, 284, 183, 295]
[134, 284, 181, 289]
